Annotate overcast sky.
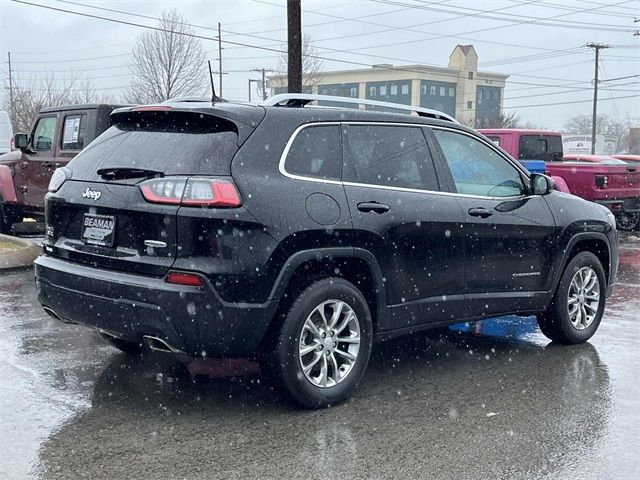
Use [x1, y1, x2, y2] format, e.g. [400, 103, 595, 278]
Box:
[1, 0, 638, 129]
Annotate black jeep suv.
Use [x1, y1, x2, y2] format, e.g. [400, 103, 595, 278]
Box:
[35, 94, 619, 407]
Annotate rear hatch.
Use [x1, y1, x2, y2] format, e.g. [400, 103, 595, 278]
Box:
[44, 107, 256, 276]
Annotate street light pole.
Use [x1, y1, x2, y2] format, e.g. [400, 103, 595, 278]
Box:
[586, 43, 611, 154]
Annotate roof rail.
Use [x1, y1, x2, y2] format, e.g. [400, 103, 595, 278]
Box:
[264, 93, 458, 123]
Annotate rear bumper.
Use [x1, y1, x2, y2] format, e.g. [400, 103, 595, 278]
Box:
[596, 197, 640, 213]
[34, 255, 277, 357]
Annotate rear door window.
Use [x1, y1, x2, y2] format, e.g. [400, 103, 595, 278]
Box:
[342, 124, 437, 190]
[61, 114, 87, 151]
[32, 116, 57, 151]
[284, 125, 341, 180]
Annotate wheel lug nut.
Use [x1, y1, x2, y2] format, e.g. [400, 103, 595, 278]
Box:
[318, 345, 323, 350]
[325, 351, 330, 356]
[333, 342, 337, 348]
[321, 333, 326, 339]
[330, 331, 335, 337]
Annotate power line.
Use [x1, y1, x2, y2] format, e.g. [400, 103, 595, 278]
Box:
[371, 0, 636, 32]
[7, 0, 631, 98]
[504, 93, 640, 109]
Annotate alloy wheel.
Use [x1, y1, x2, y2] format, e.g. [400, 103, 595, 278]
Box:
[567, 266, 600, 330]
[298, 299, 361, 388]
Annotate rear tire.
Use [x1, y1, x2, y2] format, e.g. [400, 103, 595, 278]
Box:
[538, 251, 606, 344]
[266, 277, 373, 408]
[100, 333, 145, 355]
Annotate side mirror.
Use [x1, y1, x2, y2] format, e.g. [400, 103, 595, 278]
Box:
[531, 173, 555, 195]
[13, 133, 28, 150]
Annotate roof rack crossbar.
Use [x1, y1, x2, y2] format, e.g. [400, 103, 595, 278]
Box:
[263, 93, 458, 123]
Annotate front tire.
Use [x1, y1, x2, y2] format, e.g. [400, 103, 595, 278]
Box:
[538, 252, 606, 344]
[267, 277, 373, 408]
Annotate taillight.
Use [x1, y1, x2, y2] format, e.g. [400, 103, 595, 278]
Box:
[48, 167, 73, 192]
[595, 175, 608, 188]
[165, 271, 204, 287]
[139, 177, 242, 207]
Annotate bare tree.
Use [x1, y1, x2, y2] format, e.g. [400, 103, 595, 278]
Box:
[127, 9, 207, 103]
[474, 111, 521, 129]
[2, 73, 97, 132]
[269, 34, 325, 93]
[564, 114, 610, 135]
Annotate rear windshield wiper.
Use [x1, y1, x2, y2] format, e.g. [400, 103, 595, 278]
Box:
[97, 167, 165, 180]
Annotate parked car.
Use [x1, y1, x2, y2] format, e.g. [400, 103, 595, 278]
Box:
[0, 111, 13, 155]
[478, 129, 640, 231]
[35, 94, 619, 407]
[0, 103, 127, 233]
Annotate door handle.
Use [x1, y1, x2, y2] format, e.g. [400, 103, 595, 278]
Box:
[468, 207, 493, 218]
[357, 202, 390, 214]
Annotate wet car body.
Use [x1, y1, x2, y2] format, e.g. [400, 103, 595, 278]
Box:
[34, 95, 619, 406]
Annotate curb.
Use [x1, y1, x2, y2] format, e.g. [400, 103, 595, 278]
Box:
[0, 234, 41, 270]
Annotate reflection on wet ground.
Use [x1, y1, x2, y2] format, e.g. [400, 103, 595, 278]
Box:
[0, 238, 638, 479]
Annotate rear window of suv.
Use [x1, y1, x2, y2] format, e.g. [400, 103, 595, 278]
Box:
[284, 125, 341, 180]
[68, 111, 239, 180]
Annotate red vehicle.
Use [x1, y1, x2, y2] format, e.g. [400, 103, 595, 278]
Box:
[611, 154, 640, 163]
[0, 104, 125, 233]
[562, 154, 628, 165]
[478, 129, 640, 231]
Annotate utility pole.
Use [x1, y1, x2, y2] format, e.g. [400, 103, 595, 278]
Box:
[253, 68, 273, 100]
[7, 52, 13, 124]
[287, 0, 302, 93]
[586, 42, 611, 154]
[218, 22, 223, 97]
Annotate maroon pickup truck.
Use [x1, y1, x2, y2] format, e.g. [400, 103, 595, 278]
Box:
[0, 104, 126, 233]
[478, 129, 640, 231]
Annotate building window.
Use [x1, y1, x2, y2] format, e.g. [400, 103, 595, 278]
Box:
[369, 86, 376, 96]
[430, 85, 436, 96]
[439, 86, 446, 96]
[448, 87, 455, 97]
[467, 100, 473, 109]
[390, 84, 398, 95]
[402, 84, 409, 95]
[380, 85, 387, 95]
[350, 87, 357, 97]
[468, 71, 474, 79]
[478, 90, 483, 101]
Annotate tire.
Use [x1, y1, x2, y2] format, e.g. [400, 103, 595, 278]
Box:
[100, 333, 145, 355]
[615, 212, 639, 231]
[266, 277, 373, 408]
[538, 251, 606, 345]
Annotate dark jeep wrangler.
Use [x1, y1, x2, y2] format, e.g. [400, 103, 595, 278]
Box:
[0, 104, 125, 233]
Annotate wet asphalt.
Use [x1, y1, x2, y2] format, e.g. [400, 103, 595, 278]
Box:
[0, 237, 638, 479]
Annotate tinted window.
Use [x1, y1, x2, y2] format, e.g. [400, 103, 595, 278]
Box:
[284, 125, 341, 180]
[343, 125, 436, 190]
[61, 114, 87, 150]
[434, 129, 526, 197]
[32, 116, 57, 151]
[68, 115, 238, 180]
[519, 135, 562, 161]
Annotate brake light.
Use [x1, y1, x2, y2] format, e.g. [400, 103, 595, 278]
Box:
[139, 177, 241, 207]
[48, 167, 73, 192]
[595, 175, 608, 188]
[165, 271, 204, 287]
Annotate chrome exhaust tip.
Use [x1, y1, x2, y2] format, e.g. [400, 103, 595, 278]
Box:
[43, 306, 75, 324]
[142, 335, 184, 354]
